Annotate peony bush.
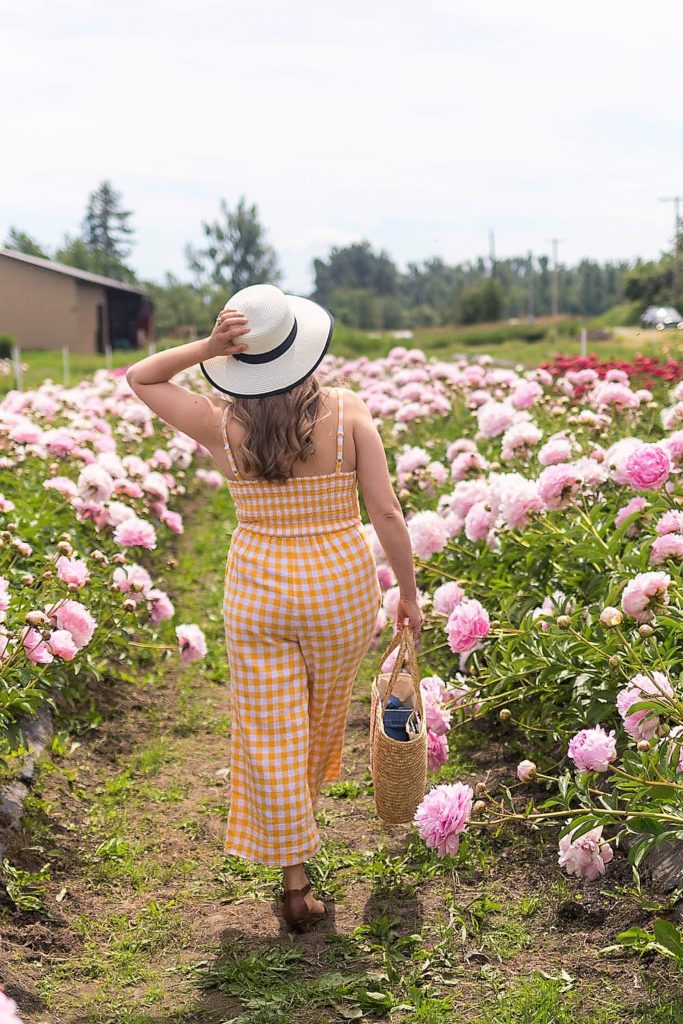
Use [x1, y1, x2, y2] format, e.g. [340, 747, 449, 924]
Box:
[0, 368, 212, 763]
[316, 346, 683, 960]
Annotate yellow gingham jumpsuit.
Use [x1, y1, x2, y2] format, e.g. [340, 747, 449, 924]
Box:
[221, 388, 382, 866]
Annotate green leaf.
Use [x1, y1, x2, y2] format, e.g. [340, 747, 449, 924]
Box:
[653, 920, 683, 961]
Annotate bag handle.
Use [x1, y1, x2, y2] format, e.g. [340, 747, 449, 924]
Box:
[376, 621, 420, 716]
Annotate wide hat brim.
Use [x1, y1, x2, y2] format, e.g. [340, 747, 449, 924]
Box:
[199, 294, 334, 398]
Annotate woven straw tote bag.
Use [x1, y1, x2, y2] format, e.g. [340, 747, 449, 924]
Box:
[370, 625, 427, 824]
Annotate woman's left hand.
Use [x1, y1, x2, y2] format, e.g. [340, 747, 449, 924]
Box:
[204, 309, 251, 359]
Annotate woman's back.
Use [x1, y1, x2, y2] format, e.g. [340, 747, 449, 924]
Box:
[218, 386, 355, 483]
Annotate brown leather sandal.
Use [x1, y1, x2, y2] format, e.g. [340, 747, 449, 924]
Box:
[281, 881, 328, 932]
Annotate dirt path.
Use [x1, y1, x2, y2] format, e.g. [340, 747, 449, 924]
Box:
[1, 487, 681, 1023]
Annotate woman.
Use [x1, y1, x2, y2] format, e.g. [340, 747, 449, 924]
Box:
[127, 284, 421, 931]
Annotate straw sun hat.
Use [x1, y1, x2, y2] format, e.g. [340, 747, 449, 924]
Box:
[199, 284, 334, 398]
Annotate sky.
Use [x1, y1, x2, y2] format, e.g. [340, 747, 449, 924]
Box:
[2, 0, 682, 294]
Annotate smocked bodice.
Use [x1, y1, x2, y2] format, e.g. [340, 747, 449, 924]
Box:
[226, 471, 362, 536]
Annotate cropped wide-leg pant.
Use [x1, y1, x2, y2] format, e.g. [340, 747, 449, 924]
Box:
[222, 524, 382, 866]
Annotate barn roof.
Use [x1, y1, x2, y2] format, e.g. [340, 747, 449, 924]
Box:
[0, 248, 147, 295]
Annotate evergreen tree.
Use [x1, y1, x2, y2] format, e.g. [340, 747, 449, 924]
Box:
[3, 227, 49, 259]
[185, 196, 281, 294]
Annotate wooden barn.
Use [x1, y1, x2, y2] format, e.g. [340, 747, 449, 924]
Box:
[0, 249, 154, 353]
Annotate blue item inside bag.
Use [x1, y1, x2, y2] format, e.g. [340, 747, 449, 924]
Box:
[383, 695, 415, 742]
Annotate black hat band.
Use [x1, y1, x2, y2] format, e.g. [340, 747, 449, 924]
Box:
[232, 317, 298, 364]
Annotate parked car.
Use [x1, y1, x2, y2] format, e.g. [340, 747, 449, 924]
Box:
[640, 305, 683, 330]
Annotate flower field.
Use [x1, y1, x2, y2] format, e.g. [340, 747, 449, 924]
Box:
[3, 347, 683, 1021]
[330, 346, 683, 962]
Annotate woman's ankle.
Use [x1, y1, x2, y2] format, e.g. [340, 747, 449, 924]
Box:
[283, 863, 308, 890]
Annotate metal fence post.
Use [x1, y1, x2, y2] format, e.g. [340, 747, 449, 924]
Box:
[580, 328, 587, 358]
[104, 344, 113, 370]
[62, 345, 70, 386]
[148, 340, 157, 356]
[11, 344, 22, 391]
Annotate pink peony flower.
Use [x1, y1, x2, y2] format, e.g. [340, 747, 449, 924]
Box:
[161, 509, 183, 534]
[445, 599, 490, 654]
[146, 588, 175, 625]
[558, 825, 614, 881]
[656, 510, 683, 536]
[621, 571, 671, 623]
[382, 586, 400, 622]
[464, 501, 496, 542]
[55, 554, 90, 589]
[496, 473, 543, 530]
[420, 677, 452, 736]
[511, 380, 543, 410]
[47, 599, 97, 648]
[432, 581, 465, 616]
[0, 990, 24, 1024]
[538, 437, 572, 466]
[427, 731, 449, 771]
[43, 475, 78, 499]
[615, 497, 648, 536]
[414, 782, 474, 858]
[407, 510, 449, 559]
[196, 468, 224, 489]
[113, 516, 157, 550]
[537, 463, 580, 510]
[21, 626, 54, 664]
[650, 533, 683, 565]
[624, 444, 672, 491]
[617, 671, 674, 740]
[376, 563, 397, 590]
[48, 629, 79, 661]
[567, 725, 617, 772]
[176, 623, 207, 663]
[477, 401, 515, 439]
[77, 463, 114, 503]
[0, 576, 9, 620]
[112, 563, 153, 600]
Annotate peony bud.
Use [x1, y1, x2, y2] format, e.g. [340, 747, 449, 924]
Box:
[26, 610, 48, 626]
[657, 723, 671, 738]
[20, 573, 35, 586]
[41, 570, 53, 581]
[637, 739, 651, 752]
[499, 708, 512, 722]
[113, 553, 126, 565]
[131, 580, 147, 593]
[56, 540, 73, 557]
[59, 532, 72, 542]
[474, 782, 488, 797]
[91, 550, 107, 563]
[473, 800, 487, 815]
[516, 759, 537, 782]
[122, 599, 138, 613]
[638, 624, 654, 638]
[599, 606, 622, 628]
[608, 655, 621, 669]
[166, 558, 178, 570]
[556, 615, 571, 629]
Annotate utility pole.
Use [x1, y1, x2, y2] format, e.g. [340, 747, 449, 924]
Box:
[546, 237, 564, 319]
[527, 250, 534, 321]
[659, 195, 682, 299]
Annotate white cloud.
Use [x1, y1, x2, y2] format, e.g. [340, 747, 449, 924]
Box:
[1, 0, 681, 291]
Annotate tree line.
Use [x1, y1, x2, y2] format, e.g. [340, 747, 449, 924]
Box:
[4, 181, 680, 335]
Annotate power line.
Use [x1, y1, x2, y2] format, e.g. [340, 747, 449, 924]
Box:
[546, 238, 565, 318]
[659, 195, 682, 297]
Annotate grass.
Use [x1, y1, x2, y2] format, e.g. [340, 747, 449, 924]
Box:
[4, 319, 683, 397]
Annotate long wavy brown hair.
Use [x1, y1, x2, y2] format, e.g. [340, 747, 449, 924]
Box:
[226, 374, 337, 482]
